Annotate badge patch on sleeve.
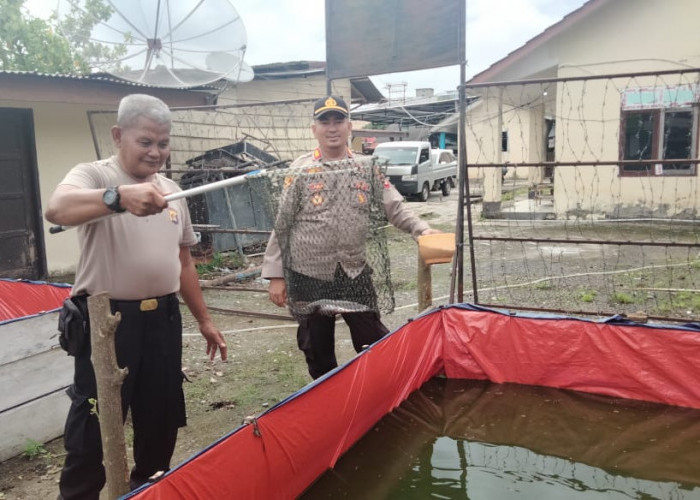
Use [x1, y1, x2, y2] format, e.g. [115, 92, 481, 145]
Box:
[168, 208, 179, 224]
[354, 181, 370, 191]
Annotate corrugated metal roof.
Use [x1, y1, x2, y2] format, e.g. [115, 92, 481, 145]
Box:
[0, 69, 223, 90]
[0, 69, 154, 87]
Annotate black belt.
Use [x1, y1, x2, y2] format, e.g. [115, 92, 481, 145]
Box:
[110, 293, 177, 312]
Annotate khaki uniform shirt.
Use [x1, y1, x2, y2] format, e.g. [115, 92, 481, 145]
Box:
[61, 156, 197, 300]
[262, 150, 429, 280]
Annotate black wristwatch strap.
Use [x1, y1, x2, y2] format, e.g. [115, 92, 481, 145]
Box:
[104, 186, 126, 213]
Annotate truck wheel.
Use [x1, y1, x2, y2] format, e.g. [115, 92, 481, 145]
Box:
[418, 183, 430, 202]
[441, 180, 451, 196]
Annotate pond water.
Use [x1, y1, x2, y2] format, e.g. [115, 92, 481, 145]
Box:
[301, 378, 700, 499]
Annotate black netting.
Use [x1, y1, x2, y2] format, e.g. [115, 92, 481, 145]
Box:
[249, 156, 394, 318]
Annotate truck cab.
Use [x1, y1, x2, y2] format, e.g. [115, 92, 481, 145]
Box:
[373, 141, 457, 201]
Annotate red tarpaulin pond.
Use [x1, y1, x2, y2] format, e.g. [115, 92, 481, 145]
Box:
[124, 304, 700, 499]
[0, 279, 72, 461]
[0, 279, 70, 323]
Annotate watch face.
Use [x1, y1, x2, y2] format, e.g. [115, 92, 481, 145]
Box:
[104, 189, 118, 205]
[103, 187, 121, 211]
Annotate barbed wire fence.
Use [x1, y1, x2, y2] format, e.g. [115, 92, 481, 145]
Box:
[88, 98, 318, 166]
[85, 69, 700, 323]
[461, 68, 700, 323]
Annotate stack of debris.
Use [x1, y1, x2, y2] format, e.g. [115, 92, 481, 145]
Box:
[180, 141, 286, 257]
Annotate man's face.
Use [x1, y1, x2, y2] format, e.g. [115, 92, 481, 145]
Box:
[112, 116, 171, 180]
[312, 112, 352, 152]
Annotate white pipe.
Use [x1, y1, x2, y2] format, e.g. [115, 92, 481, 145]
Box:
[49, 170, 261, 234]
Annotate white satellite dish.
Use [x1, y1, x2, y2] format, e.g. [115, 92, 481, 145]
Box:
[206, 51, 254, 83]
[57, 0, 252, 88]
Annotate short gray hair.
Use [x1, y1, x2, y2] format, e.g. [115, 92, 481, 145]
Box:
[116, 94, 171, 128]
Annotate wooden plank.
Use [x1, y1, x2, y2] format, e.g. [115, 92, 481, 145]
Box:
[0, 390, 70, 462]
[0, 348, 72, 412]
[0, 312, 61, 365]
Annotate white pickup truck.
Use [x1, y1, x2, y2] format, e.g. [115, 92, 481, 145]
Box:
[372, 141, 458, 201]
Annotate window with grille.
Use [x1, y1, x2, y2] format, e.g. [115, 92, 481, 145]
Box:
[619, 86, 698, 176]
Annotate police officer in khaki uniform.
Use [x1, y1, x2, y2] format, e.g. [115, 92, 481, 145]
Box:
[262, 95, 439, 379]
[45, 94, 227, 500]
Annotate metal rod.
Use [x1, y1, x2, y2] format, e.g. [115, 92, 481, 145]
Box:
[467, 159, 700, 168]
[473, 236, 700, 248]
[193, 304, 295, 321]
[87, 112, 103, 160]
[199, 285, 268, 293]
[87, 97, 317, 116]
[49, 171, 261, 234]
[451, 0, 470, 304]
[193, 227, 271, 235]
[221, 175, 245, 256]
[466, 67, 700, 89]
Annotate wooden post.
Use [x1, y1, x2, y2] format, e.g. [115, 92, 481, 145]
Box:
[417, 256, 433, 312]
[88, 292, 130, 499]
[417, 233, 456, 312]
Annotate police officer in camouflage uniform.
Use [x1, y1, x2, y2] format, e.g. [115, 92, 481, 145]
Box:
[262, 95, 439, 379]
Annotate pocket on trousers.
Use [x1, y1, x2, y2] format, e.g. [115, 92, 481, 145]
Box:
[58, 297, 88, 356]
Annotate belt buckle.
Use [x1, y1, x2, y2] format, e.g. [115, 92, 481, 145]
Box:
[140, 298, 158, 312]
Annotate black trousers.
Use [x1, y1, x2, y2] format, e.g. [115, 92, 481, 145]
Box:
[297, 311, 390, 379]
[58, 294, 186, 500]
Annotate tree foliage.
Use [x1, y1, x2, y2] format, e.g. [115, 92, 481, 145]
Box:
[0, 0, 126, 74]
[58, 0, 128, 72]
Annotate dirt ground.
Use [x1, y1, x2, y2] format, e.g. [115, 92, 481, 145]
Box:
[2, 188, 698, 499]
[0, 193, 458, 500]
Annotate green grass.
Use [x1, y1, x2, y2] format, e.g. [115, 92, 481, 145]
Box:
[578, 289, 597, 303]
[196, 252, 244, 277]
[610, 291, 636, 305]
[393, 278, 418, 291]
[656, 291, 700, 313]
[22, 440, 48, 460]
[534, 279, 553, 290]
[183, 347, 308, 420]
[502, 186, 530, 202]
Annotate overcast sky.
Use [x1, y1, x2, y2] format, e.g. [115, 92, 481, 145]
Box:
[231, 0, 589, 96]
[32, 0, 589, 96]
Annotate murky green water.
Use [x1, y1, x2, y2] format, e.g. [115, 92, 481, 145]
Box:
[301, 378, 700, 499]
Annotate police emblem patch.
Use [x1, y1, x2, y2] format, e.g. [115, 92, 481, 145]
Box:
[168, 209, 179, 224]
[310, 193, 324, 206]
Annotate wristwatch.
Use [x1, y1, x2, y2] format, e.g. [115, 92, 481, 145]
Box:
[102, 186, 125, 213]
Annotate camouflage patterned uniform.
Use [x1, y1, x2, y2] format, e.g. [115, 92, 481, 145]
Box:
[262, 149, 430, 378]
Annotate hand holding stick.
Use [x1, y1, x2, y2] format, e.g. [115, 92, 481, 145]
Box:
[49, 171, 262, 234]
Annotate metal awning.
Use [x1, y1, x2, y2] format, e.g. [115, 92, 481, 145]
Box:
[351, 95, 478, 126]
